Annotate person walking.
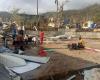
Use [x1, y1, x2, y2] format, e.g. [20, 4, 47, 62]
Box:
[40, 31, 44, 45]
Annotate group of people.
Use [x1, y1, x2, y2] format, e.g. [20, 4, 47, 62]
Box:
[11, 22, 38, 54]
[0, 21, 45, 54]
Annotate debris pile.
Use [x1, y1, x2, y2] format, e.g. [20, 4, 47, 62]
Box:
[0, 46, 50, 80]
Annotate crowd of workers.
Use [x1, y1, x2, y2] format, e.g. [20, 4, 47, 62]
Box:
[1, 21, 86, 54]
[11, 22, 39, 53]
[1, 22, 44, 54]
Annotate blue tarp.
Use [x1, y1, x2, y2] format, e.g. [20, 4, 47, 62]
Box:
[0, 46, 12, 53]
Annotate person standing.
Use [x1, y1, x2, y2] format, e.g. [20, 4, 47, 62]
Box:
[24, 35, 28, 45]
[2, 32, 8, 48]
[40, 31, 44, 45]
[32, 36, 37, 47]
[11, 22, 17, 40]
[14, 34, 24, 54]
[18, 23, 25, 36]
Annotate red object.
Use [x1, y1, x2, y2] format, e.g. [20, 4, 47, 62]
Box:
[85, 47, 100, 53]
[40, 32, 44, 45]
[38, 47, 47, 56]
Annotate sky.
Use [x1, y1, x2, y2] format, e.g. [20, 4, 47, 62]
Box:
[0, 0, 100, 14]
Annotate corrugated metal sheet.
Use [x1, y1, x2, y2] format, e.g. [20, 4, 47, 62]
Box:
[7, 53, 50, 63]
[0, 54, 26, 68]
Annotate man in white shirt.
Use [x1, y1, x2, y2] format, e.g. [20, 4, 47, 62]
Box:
[32, 36, 37, 47]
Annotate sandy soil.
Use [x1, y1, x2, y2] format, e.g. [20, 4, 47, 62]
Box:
[21, 39, 100, 80]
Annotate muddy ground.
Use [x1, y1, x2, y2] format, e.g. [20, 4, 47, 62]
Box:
[19, 39, 100, 80]
[0, 37, 100, 80]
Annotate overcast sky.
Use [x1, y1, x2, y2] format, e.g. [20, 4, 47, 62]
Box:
[0, 0, 100, 14]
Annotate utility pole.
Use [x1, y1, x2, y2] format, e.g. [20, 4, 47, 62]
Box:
[55, 0, 59, 30]
[56, 0, 59, 13]
[37, 0, 39, 17]
[36, 0, 39, 31]
[33, 0, 39, 35]
[55, 0, 59, 12]
[55, 0, 68, 30]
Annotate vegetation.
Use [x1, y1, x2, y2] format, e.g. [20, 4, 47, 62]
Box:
[44, 4, 100, 23]
[0, 4, 100, 30]
[63, 4, 100, 23]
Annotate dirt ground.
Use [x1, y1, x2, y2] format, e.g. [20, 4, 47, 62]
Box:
[20, 39, 100, 80]
[0, 30, 100, 80]
[0, 38, 100, 80]
[43, 39, 100, 64]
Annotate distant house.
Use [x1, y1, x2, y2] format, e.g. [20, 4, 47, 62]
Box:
[82, 21, 94, 29]
[48, 23, 55, 28]
[48, 17, 55, 27]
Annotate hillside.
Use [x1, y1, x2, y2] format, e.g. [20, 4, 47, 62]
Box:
[0, 4, 100, 23]
[0, 12, 37, 22]
[66, 4, 100, 22]
[44, 4, 100, 23]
